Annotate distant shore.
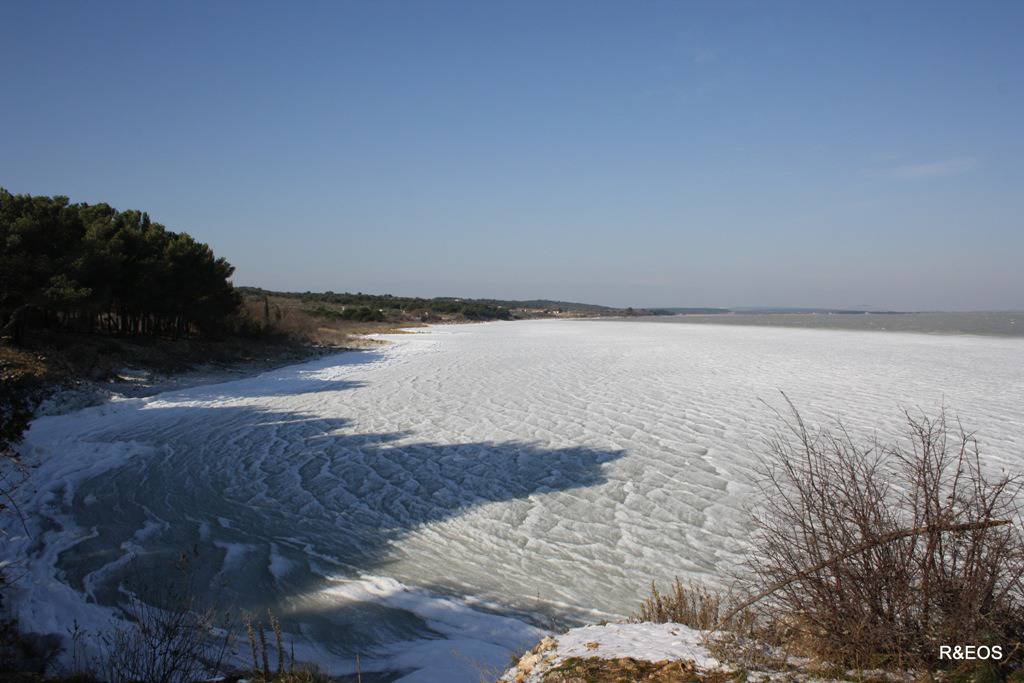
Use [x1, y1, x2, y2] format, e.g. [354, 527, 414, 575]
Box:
[611, 310, 1024, 337]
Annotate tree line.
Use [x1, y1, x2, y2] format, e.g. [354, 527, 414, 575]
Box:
[240, 287, 516, 321]
[1, 189, 241, 343]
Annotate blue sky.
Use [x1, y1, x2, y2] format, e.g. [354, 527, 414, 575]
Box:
[2, 1, 1021, 309]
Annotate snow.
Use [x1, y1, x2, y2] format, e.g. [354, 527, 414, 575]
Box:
[500, 622, 721, 682]
[552, 623, 719, 666]
[314, 576, 546, 681]
[3, 320, 1022, 681]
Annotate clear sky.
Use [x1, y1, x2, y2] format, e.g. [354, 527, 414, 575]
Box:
[2, 1, 1022, 310]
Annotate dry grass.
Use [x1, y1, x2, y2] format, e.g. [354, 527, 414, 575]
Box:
[242, 611, 332, 683]
[241, 666, 333, 683]
[632, 579, 735, 631]
[632, 579, 780, 671]
[242, 295, 421, 347]
[542, 656, 735, 682]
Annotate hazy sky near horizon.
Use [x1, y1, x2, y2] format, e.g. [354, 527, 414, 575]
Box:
[2, 1, 1022, 310]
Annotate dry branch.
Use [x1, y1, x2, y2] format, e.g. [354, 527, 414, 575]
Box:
[714, 518, 1010, 632]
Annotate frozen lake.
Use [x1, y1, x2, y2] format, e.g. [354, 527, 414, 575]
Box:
[8, 320, 1024, 681]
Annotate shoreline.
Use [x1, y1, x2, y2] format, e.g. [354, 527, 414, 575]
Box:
[4, 320, 427, 428]
[32, 341, 354, 420]
[610, 310, 1024, 338]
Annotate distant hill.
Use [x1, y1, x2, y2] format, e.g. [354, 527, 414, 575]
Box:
[236, 287, 631, 321]
[491, 298, 620, 313]
[646, 307, 732, 315]
[730, 307, 911, 315]
[636, 306, 914, 316]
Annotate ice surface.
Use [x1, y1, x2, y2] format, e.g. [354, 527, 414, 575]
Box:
[5, 320, 1022, 680]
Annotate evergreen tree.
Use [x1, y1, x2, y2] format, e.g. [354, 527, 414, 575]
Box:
[0, 188, 242, 341]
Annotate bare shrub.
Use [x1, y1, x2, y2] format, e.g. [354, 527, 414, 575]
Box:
[97, 597, 231, 682]
[94, 554, 234, 682]
[750, 398, 1024, 672]
[265, 306, 320, 342]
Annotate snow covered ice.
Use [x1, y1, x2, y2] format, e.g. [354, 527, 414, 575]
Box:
[6, 320, 1023, 680]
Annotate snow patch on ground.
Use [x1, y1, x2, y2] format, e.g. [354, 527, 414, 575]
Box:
[554, 622, 720, 667]
[501, 622, 721, 682]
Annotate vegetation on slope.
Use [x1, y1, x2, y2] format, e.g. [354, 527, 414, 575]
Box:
[237, 286, 644, 323]
[0, 189, 276, 456]
[1, 189, 241, 343]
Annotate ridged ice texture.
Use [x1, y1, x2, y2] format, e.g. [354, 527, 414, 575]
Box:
[8, 320, 1023, 680]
